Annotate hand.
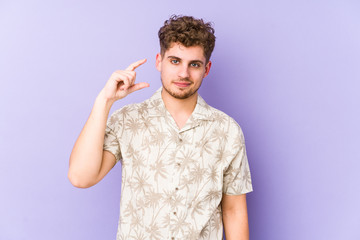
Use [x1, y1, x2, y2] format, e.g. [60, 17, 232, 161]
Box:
[100, 59, 149, 103]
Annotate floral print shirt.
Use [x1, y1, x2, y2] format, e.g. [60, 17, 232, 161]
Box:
[103, 87, 253, 240]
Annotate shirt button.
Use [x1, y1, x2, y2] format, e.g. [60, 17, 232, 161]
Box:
[173, 212, 176, 215]
[175, 187, 179, 191]
[179, 138, 183, 142]
[171, 237, 175, 240]
[176, 163, 181, 166]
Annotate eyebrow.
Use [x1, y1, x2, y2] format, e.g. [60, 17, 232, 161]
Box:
[167, 56, 204, 65]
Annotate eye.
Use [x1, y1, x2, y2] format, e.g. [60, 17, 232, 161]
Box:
[190, 63, 200, 68]
[171, 59, 179, 64]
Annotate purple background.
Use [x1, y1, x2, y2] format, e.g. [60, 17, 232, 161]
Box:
[1, 0, 359, 239]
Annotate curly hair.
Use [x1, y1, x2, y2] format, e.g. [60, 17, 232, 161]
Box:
[158, 15, 216, 63]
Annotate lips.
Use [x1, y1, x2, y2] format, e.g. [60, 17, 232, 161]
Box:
[174, 81, 191, 88]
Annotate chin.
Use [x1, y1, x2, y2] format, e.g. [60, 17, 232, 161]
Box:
[164, 85, 197, 100]
[172, 92, 194, 99]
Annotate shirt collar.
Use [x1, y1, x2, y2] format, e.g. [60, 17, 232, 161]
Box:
[147, 87, 215, 122]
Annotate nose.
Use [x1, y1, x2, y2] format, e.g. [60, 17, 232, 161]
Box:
[178, 64, 190, 79]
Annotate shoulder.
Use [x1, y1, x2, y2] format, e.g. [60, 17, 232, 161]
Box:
[207, 105, 245, 143]
[209, 105, 243, 129]
[107, 100, 149, 126]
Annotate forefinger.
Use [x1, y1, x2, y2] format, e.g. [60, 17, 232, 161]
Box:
[126, 58, 147, 71]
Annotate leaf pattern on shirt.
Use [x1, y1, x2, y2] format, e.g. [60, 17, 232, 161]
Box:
[149, 158, 168, 182]
[125, 117, 143, 137]
[132, 170, 151, 194]
[144, 189, 162, 209]
[103, 87, 253, 240]
[150, 128, 167, 147]
[145, 222, 162, 240]
[129, 229, 146, 240]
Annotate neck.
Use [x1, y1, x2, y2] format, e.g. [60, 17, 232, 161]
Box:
[161, 89, 198, 117]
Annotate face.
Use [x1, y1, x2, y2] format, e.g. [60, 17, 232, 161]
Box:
[156, 42, 211, 100]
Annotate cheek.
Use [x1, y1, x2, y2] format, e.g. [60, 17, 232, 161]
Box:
[193, 70, 206, 80]
[165, 66, 178, 77]
[161, 68, 172, 81]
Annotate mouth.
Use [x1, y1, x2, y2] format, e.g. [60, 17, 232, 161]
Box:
[174, 81, 192, 88]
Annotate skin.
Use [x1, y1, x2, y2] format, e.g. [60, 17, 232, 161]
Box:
[157, 43, 210, 100]
[222, 194, 250, 240]
[155, 42, 211, 129]
[68, 59, 149, 188]
[68, 43, 249, 239]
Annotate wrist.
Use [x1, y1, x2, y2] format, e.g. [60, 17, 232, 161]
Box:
[96, 90, 115, 108]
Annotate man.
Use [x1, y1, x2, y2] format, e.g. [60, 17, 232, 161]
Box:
[69, 15, 253, 240]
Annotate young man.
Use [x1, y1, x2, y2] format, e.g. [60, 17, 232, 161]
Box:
[69, 15, 253, 240]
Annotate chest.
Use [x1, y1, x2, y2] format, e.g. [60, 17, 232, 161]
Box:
[119, 116, 227, 174]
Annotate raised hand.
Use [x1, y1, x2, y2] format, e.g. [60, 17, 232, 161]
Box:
[101, 59, 149, 103]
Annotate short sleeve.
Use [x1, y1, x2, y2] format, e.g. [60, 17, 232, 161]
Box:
[103, 110, 122, 163]
[223, 123, 253, 195]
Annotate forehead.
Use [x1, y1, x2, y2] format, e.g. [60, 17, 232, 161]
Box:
[164, 43, 206, 62]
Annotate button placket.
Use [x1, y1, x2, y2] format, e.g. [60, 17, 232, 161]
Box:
[170, 140, 181, 233]
[175, 131, 182, 191]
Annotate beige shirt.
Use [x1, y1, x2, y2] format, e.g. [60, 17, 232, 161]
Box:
[103, 87, 253, 240]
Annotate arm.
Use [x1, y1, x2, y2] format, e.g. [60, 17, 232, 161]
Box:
[221, 194, 250, 240]
[68, 59, 149, 188]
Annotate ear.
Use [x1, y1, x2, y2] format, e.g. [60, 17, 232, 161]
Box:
[203, 60, 212, 78]
[155, 53, 162, 72]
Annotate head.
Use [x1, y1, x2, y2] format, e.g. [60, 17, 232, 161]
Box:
[158, 15, 216, 64]
[156, 15, 216, 100]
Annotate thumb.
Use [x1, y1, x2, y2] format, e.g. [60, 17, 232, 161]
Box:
[127, 82, 150, 94]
